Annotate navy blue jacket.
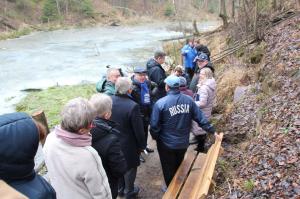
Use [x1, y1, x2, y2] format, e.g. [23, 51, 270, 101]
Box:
[0, 112, 56, 199]
[150, 90, 215, 149]
[146, 58, 167, 101]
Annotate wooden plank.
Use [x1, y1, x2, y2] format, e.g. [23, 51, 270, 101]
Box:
[178, 153, 207, 199]
[0, 180, 28, 199]
[196, 133, 224, 198]
[188, 144, 215, 199]
[163, 150, 197, 199]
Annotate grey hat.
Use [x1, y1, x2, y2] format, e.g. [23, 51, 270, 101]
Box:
[164, 75, 180, 88]
[179, 76, 187, 87]
[133, 66, 147, 74]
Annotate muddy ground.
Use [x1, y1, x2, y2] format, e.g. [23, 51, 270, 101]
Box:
[117, 139, 164, 199]
[117, 138, 198, 199]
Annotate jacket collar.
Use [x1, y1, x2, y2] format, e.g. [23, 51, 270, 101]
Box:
[167, 89, 180, 95]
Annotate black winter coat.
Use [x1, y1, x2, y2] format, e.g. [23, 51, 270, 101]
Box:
[146, 58, 167, 101]
[91, 117, 127, 199]
[195, 44, 211, 61]
[111, 94, 146, 169]
[0, 112, 56, 199]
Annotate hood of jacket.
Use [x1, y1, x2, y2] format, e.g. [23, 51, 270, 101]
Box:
[96, 77, 115, 94]
[198, 78, 216, 91]
[146, 58, 162, 71]
[0, 112, 39, 182]
[91, 117, 119, 142]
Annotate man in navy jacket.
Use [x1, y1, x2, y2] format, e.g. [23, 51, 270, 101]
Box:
[150, 75, 220, 187]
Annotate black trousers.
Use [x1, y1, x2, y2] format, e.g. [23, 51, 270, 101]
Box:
[118, 167, 137, 194]
[195, 134, 207, 152]
[157, 140, 187, 186]
[143, 121, 149, 145]
[186, 67, 195, 80]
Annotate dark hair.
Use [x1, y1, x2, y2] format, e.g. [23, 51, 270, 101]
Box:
[154, 51, 166, 59]
[33, 120, 47, 142]
[186, 38, 194, 44]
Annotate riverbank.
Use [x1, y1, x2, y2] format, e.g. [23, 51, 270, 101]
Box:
[16, 84, 95, 128]
[0, 0, 219, 41]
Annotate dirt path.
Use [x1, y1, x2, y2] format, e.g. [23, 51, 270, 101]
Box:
[134, 139, 164, 199]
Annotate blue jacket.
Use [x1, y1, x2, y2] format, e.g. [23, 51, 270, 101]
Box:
[181, 44, 197, 69]
[0, 112, 56, 199]
[150, 90, 215, 149]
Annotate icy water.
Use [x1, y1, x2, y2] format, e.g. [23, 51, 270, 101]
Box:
[0, 21, 221, 114]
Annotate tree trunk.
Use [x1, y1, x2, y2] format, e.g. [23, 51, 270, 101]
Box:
[193, 20, 199, 35]
[55, 0, 61, 16]
[254, 0, 258, 41]
[32, 110, 50, 145]
[231, 0, 235, 20]
[219, 0, 228, 28]
[202, 0, 208, 10]
[272, 0, 277, 10]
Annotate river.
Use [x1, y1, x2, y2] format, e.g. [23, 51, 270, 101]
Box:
[0, 21, 221, 114]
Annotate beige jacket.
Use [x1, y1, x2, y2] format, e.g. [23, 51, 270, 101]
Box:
[43, 132, 112, 199]
[191, 78, 216, 135]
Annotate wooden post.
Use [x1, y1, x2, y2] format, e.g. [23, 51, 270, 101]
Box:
[32, 110, 50, 137]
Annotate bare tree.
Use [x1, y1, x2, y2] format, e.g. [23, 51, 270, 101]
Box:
[219, 0, 229, 28]
[231, 0, 235, 20]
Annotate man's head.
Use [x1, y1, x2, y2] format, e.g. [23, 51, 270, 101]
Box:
[194, 39, 201, 47]
[164, 75, 180, 92]
[115, 77, 132, 95]
[194, 53, 209, 69]
[154, 51, 166, 65]
[173, 65, 183, 77]
[186, 38, 194, 47]
[179, 76, 187, 88]
[107, 68, 121, 84]
[133, 66, 147, 83]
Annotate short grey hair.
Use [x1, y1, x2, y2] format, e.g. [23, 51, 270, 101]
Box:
[89, 93, 112, 117]
[60, 97, 95, 133]
[115, 77, 132, 94]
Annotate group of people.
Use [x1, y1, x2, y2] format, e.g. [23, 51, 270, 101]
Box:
[0, 40, 220, 199]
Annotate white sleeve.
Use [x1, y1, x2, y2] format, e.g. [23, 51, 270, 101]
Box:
[82, 148, 112, 199]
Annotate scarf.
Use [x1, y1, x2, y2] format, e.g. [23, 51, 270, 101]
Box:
[140, 82, 151, 105]
[54, 125, 92, 147]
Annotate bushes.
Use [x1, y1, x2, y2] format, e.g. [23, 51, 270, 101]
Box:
[16, 0, 34, 11]
[164, 3, 174, 17]
[42, 0, 94, 23]
[42, 0, 59, 22]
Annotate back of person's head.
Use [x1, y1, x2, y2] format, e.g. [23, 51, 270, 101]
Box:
[199, 68, 213, 81]
[90, 93, 112, 118]
[154, 51, 166, 59]
[186, 38, 194, 45]
[174, 65, 183, 75]
[179, 76, 187, 87]
[115, 77, 132, 95]
[61, 97, 95, 133]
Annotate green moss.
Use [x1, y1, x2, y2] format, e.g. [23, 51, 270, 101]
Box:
[16, 84, 96, 128]
[243, 179, 255, 192]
